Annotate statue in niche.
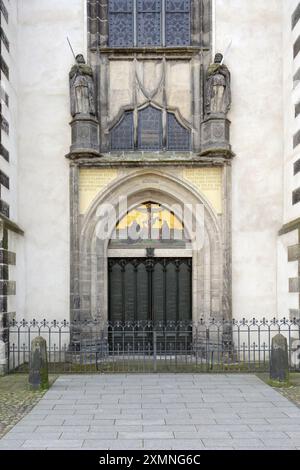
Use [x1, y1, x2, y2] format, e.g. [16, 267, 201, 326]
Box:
[205, 53, 231, 116]
[69, 54, 96, 117]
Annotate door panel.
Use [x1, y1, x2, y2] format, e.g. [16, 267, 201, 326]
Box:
[124, 262, 135, 322]
[109, 262, 123, 323]
[165, 262, 177, 322]
[178, 262, 191, 321]
[152, 261, 165, 322]
[137, 262, 149, 321]
[108, 257, 192, 352]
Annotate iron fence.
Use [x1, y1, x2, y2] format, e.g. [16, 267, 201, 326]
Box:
[7, 318, 300, 374]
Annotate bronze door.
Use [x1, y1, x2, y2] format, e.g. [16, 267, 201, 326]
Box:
[108, 257, 192, 352]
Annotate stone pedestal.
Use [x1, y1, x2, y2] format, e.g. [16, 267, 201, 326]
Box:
[70, 114, 99, 154]
[201, 117, 231, 154]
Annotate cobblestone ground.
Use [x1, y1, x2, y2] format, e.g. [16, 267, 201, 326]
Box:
[258, 373, 300, 407]
[276, 373, 300, 406]
[0, 375, 57, 438]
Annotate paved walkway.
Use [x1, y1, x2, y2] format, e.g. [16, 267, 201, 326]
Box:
[0, 374, 300, 450]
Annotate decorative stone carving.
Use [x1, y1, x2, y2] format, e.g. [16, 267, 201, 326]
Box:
[69, 54, 96, 117]
[201, 53, 232, 156]
[69, 54, 100, 156]
[205, 53, 231, 117]
[201, 117, 231, 154]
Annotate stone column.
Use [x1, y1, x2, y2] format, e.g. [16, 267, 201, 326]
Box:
[69, 163, 81, 349]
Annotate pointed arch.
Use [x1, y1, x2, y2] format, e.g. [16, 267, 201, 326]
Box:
[77, 169, 224, 325]
[109, 103, 192, 151]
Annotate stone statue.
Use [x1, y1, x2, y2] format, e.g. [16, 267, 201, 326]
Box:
[69, 54, 96, 117]
[205, 53, 231, 116]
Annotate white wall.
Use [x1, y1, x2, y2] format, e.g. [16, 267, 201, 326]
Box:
[17, 0, 86, 321]
[215, 0, 284, 318]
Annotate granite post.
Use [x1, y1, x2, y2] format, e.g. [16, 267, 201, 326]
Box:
[29, 336, 49, 390]
[270, 333, 289, 383]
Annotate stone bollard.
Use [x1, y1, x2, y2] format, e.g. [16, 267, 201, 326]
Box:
[270, 333, 289, 383]
[0, 340, 7, 376]
[28, 336, 49, 391]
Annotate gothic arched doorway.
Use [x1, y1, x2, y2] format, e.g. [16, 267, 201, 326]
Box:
[108, 202, 192, 324]
[107, 201, 193, 350]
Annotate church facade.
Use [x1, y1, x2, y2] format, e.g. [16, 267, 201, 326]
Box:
[0, 0, 299, 370]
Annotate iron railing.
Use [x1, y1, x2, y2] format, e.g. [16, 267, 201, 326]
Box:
[7, 318, 300, 374]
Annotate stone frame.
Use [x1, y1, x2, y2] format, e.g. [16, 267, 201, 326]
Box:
[69, 161, 232, 325]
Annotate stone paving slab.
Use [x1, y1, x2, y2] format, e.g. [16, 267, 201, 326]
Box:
[0, 374, 300, 450]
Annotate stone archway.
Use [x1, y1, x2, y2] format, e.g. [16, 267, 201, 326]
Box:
[73, 169, 226, 326]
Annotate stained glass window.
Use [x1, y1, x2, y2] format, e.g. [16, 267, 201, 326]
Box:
[110, 106, 191, 151]
[108, 0, 134, 47]
[138, 106, 162, 150]
[110, 202, 190, 247]
[167, 113, 191, 150]
[108, 0, 190, 47]
[137, 0, 161, 46]
[165, 0, 190, 46]
[110, 111, 134, 150]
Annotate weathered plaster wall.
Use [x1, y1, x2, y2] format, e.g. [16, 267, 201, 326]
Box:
[108, 60, 192, 124]
[215, 0, 284, 318]
[17, 0, 86, 321]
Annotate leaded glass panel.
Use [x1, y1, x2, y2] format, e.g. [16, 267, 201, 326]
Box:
[108, 0, 191, 47]
[138, 106, 162, 150]
[110, 112, 134, 150]
[108, 0, 134, 47]
[165, 0, 190, 46]
[137, 0, 161, 46]
[167, 113, 190, 150]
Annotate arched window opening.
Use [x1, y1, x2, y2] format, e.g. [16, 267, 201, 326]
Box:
[110, 105, 191, 151]
[108, 0, 191, 47]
